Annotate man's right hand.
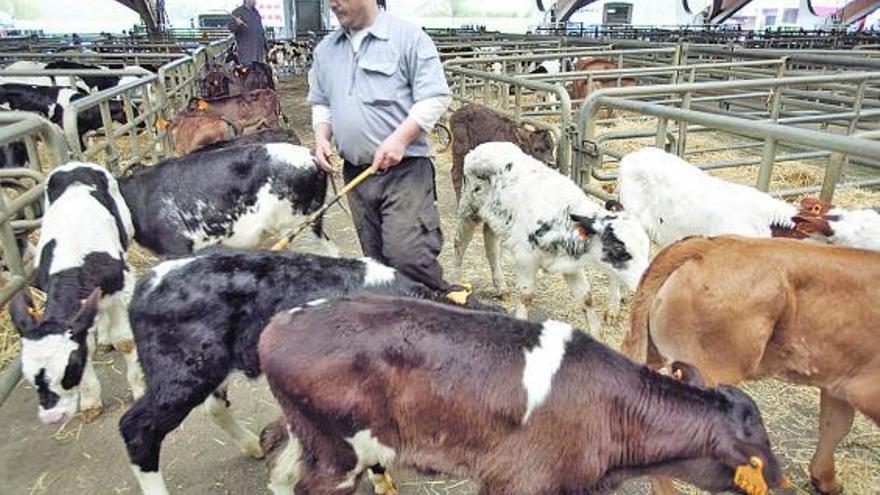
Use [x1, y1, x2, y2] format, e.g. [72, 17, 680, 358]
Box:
[315, 138, 337, 174]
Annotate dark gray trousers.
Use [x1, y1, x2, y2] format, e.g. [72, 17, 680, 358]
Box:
[343, 157, 448, 292]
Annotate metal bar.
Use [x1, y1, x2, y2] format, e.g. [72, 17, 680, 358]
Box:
[594, 96, 880, 160]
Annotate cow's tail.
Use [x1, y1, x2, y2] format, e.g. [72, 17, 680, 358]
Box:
[307, 167, 331, 237]
[621, 236, 719, 366]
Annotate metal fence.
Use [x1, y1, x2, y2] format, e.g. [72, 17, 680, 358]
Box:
[441, 35, 880, 203]
[574, 72, 880, 200]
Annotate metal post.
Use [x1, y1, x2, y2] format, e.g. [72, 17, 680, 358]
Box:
[284, 0, 296, 39]
[756, 62, 786, 191]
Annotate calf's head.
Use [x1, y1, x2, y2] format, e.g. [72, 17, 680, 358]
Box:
[8, 290, 100, 424]
[570, 211, 650, 290]
[668, 362, 787, 494]
[513, 126, 555, 168]
[202, 66, 231, 98]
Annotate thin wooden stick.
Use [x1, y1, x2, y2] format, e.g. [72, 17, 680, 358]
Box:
[271, 167, 374, 251]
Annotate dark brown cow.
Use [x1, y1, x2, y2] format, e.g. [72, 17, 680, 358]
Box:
[187, 89, 282, 134]
[259, 294, 787, 495]
[200, 64, 233, 98]
[450, 103, 554, 202]
[232, 61, 275, 93]
[623, 235, 880, 495]
[166, 112, 237, 156]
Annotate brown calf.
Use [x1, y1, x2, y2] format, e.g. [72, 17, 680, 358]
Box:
[450, 103, 554, 202]
[167, 112, 237, 156]
[200, 64, 232, 98]
[259, 294, 786, 495]
[187, 89, 281, 135]
[622, 235, 880, 495]
[569, 57, 637, 116]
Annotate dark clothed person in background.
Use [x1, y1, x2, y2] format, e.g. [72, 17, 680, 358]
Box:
[228, 0, 266, 64]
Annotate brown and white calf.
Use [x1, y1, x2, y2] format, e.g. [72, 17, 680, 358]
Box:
[622, 235, 880, 495]
[450, 103, 555, 202]
[453, 142, 650, 332]
[259, 294, 786, 495]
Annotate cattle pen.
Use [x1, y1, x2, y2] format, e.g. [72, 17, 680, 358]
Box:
[0, 25, 878, 495]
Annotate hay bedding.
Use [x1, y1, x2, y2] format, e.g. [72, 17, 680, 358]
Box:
[0, 78, 877, 494]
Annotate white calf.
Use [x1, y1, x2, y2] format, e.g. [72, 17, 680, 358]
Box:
[453, 142, 650, 334]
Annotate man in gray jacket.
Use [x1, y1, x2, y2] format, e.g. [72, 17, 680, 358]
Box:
[228, 0, 266, 64]
[309, 0, 453, 292]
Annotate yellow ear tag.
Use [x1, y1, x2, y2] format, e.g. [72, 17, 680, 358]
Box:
[734, 456, 768, 495]
[155, 118, 170, 130]
[446, 283, 473, 306]
[27, 306, 43, 320]
[197, 100, 210, 111]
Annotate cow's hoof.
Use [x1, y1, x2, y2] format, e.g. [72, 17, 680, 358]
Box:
[584, 292, 594, 307]
[81, 406, 103, 423]
[810, 476, 843, 495]
[96, 343, 114, 353]
[114, 339, 136, 354]
[369, 472, 399, 495]
[241, 434, 265, 459]
[603, 308, 620, 324]
[497, 289, 511, 302]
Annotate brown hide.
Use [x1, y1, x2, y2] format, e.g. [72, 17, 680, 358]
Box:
[623, 235, 880, 494]
[200, 64, 232, 99]
[187, 89, 281, 135]
[569, 57, 638, 102]
[260, 295, 785, 495]
[169, 113, 236, 156]
[450, 104, 554, 201]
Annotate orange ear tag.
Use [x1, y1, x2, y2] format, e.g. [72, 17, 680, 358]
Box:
[197, 100, 210, 111]
[734, 456, 768, 495]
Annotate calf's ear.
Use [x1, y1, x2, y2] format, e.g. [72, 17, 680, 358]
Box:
[71, 289, 101, 339]
[670, 361, 706, 388]
[8, 290, 39, 335]
[569, 214, 597, 240]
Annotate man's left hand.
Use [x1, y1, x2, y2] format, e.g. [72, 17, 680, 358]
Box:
[371, 133, 407, 172]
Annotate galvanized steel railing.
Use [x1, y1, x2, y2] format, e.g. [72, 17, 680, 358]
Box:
[574, 72, 880, 200]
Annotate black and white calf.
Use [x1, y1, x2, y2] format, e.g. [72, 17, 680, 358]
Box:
[7, 161, 144, 424]
[1, 60, 131, 92]
[119, 248, 499, 495]
[0, 84, 128, 144]
[117, 143, 335, 256]
[453, 142, 650, 332]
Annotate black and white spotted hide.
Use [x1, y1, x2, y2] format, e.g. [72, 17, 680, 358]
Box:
[453, 142, 650, 333]
[117, 143, 336, 257]
[6, 161, 144, 424]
